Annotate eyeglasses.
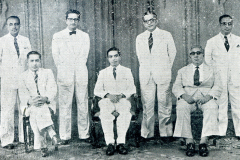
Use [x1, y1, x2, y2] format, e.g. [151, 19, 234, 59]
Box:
[190, 51, 203, 55]
[67, 18, 79, 22]
[220, 22, 233, 26]
[143, 18, 156, 24]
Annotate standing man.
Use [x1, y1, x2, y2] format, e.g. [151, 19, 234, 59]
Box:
[52, 9, 90, 144]
[94, 47, 136, 155]
[136, 11, 176, 139]
[0, 16, 31, 149]
[205, 14, 240, 137]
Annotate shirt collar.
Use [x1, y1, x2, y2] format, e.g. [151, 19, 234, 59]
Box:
[8, 33, 19, 40]
[29, 68, 41, 77]
[219, 32, 231, 40]
[146, 27, 159, 35]
[110, 64, 121, 70]
[192, 63, 203, 69]
[66, 28, 77, 33]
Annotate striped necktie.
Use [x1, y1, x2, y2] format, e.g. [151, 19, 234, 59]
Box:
[14, 37, 20, 58]
[148, 33, 153, 52]
[34, 71, 40, 95]
[224, 36, 230, 52]
[113, 67, 116, 79]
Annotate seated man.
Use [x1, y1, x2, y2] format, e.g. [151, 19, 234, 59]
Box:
[19, 51, 60, 157]
[94, 47, 136, 156]
[172, 46, 222, 157]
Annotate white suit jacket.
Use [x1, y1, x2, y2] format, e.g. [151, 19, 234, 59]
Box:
[19, 68, 57, 114]
[94, 65, 136, 99]
[172, 63, 222, 100]
[0, 33, 31, 89]
[52, 28, 90, 86]
[205, 33, 240, 86]
[136, 27, 176, 85]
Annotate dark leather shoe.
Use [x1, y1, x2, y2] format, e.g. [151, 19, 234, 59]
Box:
[3, 144, 14, 150]
[186, 143, 195, 157]
[41, 148, 49, 157]
[106, 144, 115, 156]
[199, 143, 209, 157]
[116, 144, 128, 155]
[61, 139, 70, 145]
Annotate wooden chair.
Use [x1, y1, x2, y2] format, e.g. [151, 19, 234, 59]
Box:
[89, 94, 141, 148]
[22, 107, 58, 153]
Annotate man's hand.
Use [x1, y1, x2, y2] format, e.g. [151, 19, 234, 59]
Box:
[181, 94, 195, 104]
[106, 94, 123, 103]
[197, 95, 212, 105]
[31, 96, 48, 107]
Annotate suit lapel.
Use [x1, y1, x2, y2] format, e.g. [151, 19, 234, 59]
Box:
[37, 68, 45, 95]
[185, 64, 194, 85]
[215, 34, 227, 52]
[63, 29, 74, 54]
[26, 70, 38, 97]
[201, 64, 211, 85]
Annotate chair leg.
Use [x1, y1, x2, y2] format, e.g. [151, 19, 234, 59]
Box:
[23, 117, 33, 153]
[113, 118, 118, 147]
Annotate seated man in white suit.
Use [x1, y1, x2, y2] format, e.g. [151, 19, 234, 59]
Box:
[172, 46, 222, 157]
[19, 51, 60, 157]
[94, 47, 136, 156]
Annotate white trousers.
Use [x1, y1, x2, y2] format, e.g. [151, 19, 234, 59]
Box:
[59, 80, 89, 140]
[29, 105, 54, 149]
[99, 98, 131, 145]
[228, 81, 240, 136]
[141, 77, 172, 138]
[173, 99, 219, 139]
[218, 69, 240, 136]
[0, 87, 23, 147]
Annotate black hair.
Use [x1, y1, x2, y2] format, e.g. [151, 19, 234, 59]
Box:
[106, 47, 121, 57]
[66, 9, 81, 20]
[6, 16, 20, 24]
[219, 14, 232, 24]
[27, 51, 42, 60]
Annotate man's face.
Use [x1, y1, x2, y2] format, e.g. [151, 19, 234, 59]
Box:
[189, 47, 204, 66]
[108, 50, 121, 67]
[143, 14, 158, 32]
[220, 17, 233, 35]
[7, 18, 20, 37]
[66, 13, 79, 31]
[28, 54, 41, 72]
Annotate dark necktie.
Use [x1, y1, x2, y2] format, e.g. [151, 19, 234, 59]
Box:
[194, 66, 200, 86]
[14, 37, 20, 58]
[113, 67, 116, 79]
[34, 71, 40, 95]
[69, 31, 76, 35]
[224, 36, 230, 52]
[148, 33, 153, 52]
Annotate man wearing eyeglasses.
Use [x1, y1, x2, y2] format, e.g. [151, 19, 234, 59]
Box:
[205, 14, 240, 137]
[173, 46, 222, 157]
[136, 11, 176, 141]
[52, 9, 90, 145]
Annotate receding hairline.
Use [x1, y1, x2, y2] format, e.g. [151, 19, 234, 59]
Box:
[6, 16, 20, 24]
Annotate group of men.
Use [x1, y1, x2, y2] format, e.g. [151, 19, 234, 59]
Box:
[0, 8, 239, 158]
